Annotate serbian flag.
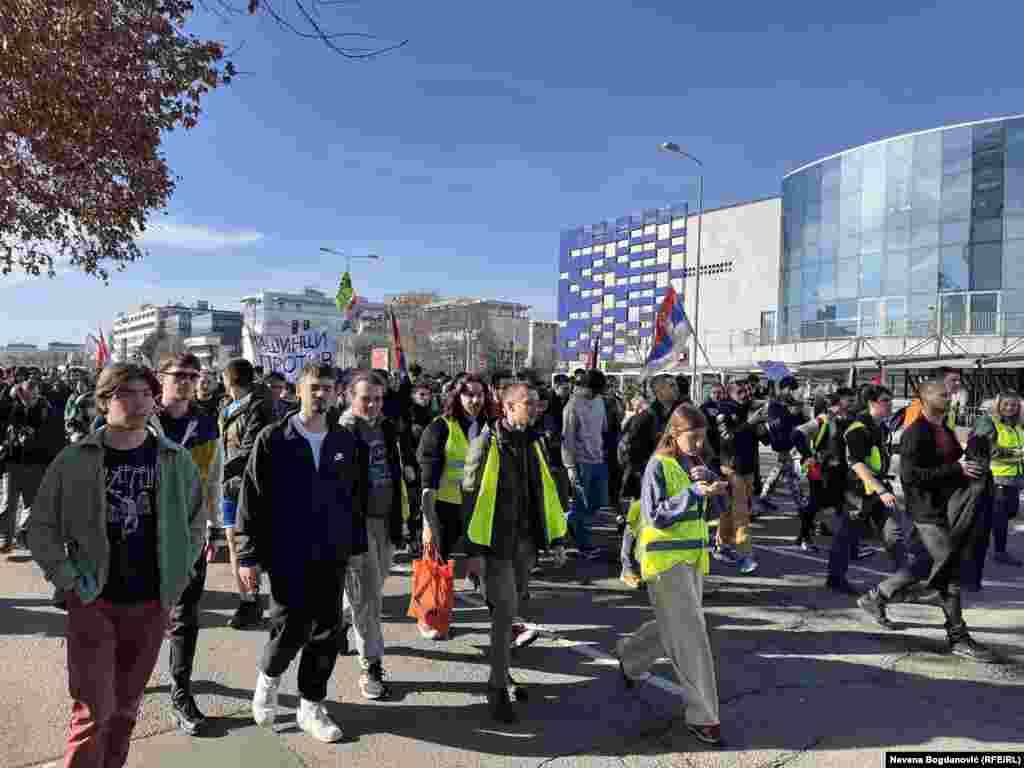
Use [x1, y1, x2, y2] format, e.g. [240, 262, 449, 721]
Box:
[586, 336, 599, 370]
[645, 285, 692, 374]
[389, 307, 406, 374]
[97, 328, 111, 367]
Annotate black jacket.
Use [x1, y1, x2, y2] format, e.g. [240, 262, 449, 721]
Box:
[899, 418, 967, 525]
[461, 420, 562, 559]
[717, 399, 758, 475]
[416, 414, 487, 492]
[220, 388, 275, 501]
[2, 398, 65, 465]
[618, 400, 675, 499]
[235, 415, 367, 588]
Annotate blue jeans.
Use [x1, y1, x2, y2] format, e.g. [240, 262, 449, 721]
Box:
[569, 462, 608, 551]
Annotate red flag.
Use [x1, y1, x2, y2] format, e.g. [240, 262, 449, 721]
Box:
[586, 336, 599, 370]
[95, 328, 110, 368]
[389, 307, 406, 374]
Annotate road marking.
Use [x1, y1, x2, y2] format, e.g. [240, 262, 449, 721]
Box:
[753, 543, 1024, 590]
[451, 590, 691, 700]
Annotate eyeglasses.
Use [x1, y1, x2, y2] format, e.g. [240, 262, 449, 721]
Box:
[161, 371, 200, 383]
[111, 388, 154, 401]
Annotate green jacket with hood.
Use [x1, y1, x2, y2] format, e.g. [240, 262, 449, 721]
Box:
[27, 428, 204, 608]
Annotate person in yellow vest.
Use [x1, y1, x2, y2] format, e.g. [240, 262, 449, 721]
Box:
[967, 391, 1024, 584]
[416, 373, 493, 640]
[615, 404, 727, 748]
[461, 382, 568, 724]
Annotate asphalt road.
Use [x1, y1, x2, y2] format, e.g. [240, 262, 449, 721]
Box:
[2, 452, 1022, 768]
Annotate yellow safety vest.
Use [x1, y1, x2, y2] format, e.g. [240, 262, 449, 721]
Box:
[991, 418, 1024, 478]
[845, 420, 884, 493]
[468, 438, 568, 548]
[637, 455, 710, 582]
[437, 416, 469, 505]
[813, 415, 831, 451]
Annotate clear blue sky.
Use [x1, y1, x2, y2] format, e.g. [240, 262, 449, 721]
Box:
[4, 0, 1024, 346]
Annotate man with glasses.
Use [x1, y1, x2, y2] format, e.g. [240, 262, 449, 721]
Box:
[28, 363, 203, 767]
[155, 353, 224, 736]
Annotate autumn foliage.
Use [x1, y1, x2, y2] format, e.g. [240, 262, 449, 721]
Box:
[0, 0, 235, 279]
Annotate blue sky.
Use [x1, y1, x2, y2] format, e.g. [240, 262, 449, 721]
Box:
[4, 0, 1024, 346]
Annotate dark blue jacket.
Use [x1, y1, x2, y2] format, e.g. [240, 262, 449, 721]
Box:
[234, 414, 367, 592]
[763, 399, 805, 453]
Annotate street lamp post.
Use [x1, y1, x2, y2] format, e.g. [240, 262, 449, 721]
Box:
[319, 247, 380, 367]
[658, 142, 704, 401]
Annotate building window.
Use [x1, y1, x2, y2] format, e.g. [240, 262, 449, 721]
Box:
[603, 294, 615, 309]
[645, 272, 656, 283]
[581, 268, 591, 277]
[594, 258, 605, 268]
[672, 236, 686, 247]
[630, 244, 644, 254]
[671, 252, 685, 270]
[616, 322, 627, 331]
[605, 272, 616, 288]
[641, 320, 653, 329]
[578, 331, 588, 340]
[581, 289, 591, 298]
[592, 302, 602, 316]
[604, 314, 615, 324]
[582, 246, 593, 256]
[569, 284, 579, 293]
[657, 223, 671, 241]
[559, 271, 569, 280]
[641, 305, 654, 313]
[618, 239, 628, 248]
[643, 224, 657, 236]
[631, 228, 643, 239]
[630, 259, 643, 269]
[642, 288, 654, 298]
[657, 248, 670, 264]
[617, 254, 629, 263]
[568, 340, 577, 349]
[569, 312, 578, 320]
[630, 275, 642, 284]
[643, 257, 656, 267]
[628, 306, 641, 322]
[643, 242, 656, 252]
[592, 322, 602, 332]
[617, 299, 628, 308]
[656, 272, 669, 288]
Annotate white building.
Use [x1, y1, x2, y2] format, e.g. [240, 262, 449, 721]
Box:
[111, 301, 212, 361]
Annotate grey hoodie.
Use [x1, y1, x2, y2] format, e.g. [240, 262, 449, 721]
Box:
[561, 388, 607, 468]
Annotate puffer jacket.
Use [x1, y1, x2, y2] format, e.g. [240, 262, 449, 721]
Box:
[220, 388, 275, 502]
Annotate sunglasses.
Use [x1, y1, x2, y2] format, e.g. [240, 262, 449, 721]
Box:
[162, 371, 200, 383]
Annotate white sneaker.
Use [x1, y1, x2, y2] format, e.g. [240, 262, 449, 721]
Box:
[418, 622, 442, 640]
[297, 699, 344, 743]
[252, 671, 280, 727]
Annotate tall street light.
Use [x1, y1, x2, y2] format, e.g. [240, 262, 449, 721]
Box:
[319, 246, 379, 276]
[658, 141, 704, 400]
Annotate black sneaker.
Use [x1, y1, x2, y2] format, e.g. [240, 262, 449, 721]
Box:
[949, 635, 999, 663]
[857, 589, 895, 629]
[359, 661, 390, 700]
[507, 673, 529, 702]
[171, 692, 207, 736]
[817, 521, 833, 537]
[227, 599, 263, 630]
[487, 685, 518, 723]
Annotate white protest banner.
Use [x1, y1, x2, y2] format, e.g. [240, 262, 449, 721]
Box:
[250, 328, 335, 382]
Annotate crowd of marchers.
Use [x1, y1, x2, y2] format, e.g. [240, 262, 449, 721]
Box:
[0, 357, 1020, 766]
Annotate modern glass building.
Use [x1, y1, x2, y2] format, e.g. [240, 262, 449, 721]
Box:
[558, 204, 688, 365]
[780, 115, 1024, 343]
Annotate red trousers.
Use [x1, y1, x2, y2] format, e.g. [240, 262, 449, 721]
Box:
[64, 594, 167, 768]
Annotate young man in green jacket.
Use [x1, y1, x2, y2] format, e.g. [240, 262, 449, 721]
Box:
[28, 363, 203, 768]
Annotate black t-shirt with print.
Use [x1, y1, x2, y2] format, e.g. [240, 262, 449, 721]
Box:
[100, 435, 161, 603]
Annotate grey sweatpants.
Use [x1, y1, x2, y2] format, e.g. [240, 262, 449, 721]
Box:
[342, 517, 395, 668]
[619, 561, 720, 726]
[481, 540, 537, 688]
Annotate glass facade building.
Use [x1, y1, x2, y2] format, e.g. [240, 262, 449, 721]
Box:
[558, 204, 688, 365]
[781, 116, 1024, 342]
